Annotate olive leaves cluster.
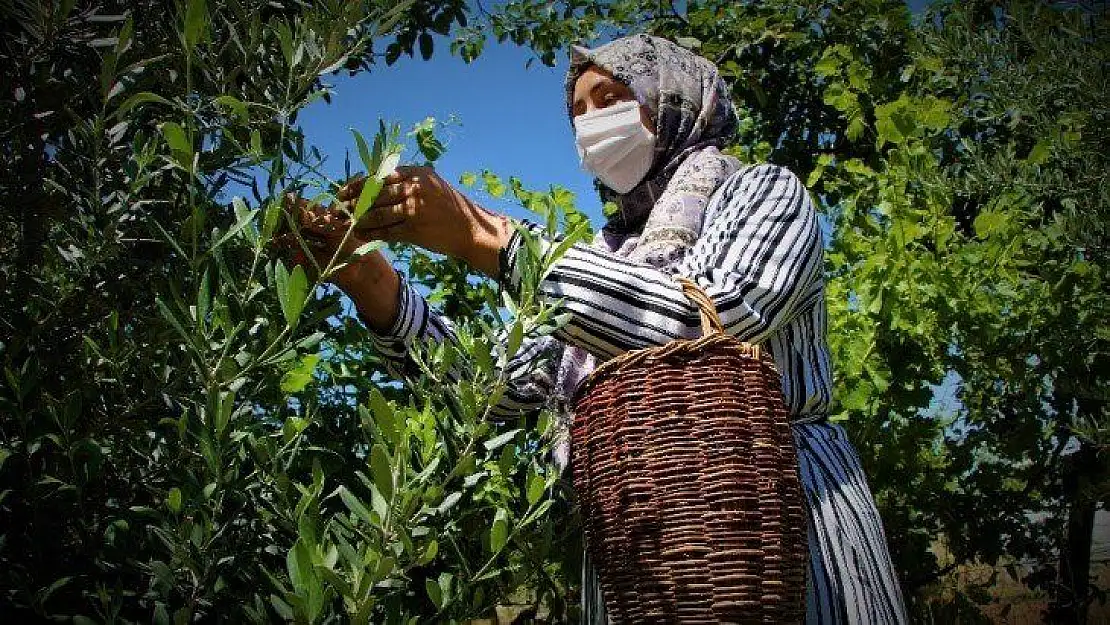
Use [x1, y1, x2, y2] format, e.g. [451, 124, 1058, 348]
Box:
[0, 0, 587, 622]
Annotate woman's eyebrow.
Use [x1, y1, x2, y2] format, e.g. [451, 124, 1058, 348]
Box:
[589, 80, 615, 99]
[571, 76, 621, 112]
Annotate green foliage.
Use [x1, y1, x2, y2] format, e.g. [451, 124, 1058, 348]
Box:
[0, 0, 589, 621]
[3, 0, 1106, 622]
[471, 0, 1109, 619]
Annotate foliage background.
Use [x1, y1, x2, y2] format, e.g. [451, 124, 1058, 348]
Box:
[1, 0, 1107, 622]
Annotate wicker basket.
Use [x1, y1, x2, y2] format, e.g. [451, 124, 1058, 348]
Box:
[571, 277, 808, 624]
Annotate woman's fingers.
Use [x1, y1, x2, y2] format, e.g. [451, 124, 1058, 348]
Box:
[336, 176, 365, 202]
[358, 201, 407, 230]
[302, 209, 349, 237]
[373, 180, 416, 209]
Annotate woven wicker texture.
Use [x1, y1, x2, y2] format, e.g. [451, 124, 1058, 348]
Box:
[571, 278, 808, 623]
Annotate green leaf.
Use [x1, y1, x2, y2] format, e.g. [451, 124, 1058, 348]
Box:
[296, 332, 325, 350]
[412, 117, 445, 162]
[39, 576, 73, 604]
[437, 492, 462, 515]
[183, 0, 207, 51]
[973, 211, 1008, 239]
[814, 51, 842, 77]
[369, 484, 389, 520]
[867, 289, 883, 315]
[420, 539, 438, 565]
[156, 297, 193, 347]
[270, 595, 293, 620]
[274, 261, 290, 322]
[151, 219, 189, 261]
[280, 265, 309, 326]
[425, 578, 443, 609]
[213, 95, 248, 121]
[438, 573, 453, 607]
[351, 241, 384, 258]
[160, 122, 190, 159]
[287, 539, 314, 594]
[261, 197, 282, 241]
[483, 171, 506, 198]
[1027, 138, 1051, 165]
[208, 203, 257, 252]
[354, 177, 382, 220]
[370, 443, 393, 500]
[483, 428, 521, 452]
[114, 91, 171, 117]
[352, 128, 374, 172]
[281, 353, 321, 395]
[195, 270, 211, 329]
[674, 36, 701, 50]
[369, 389, 399, 445]
[338, 487, 375, 526]
[167, 487, 182, 513]
[505, 321, 523, 360]
[376, 150, 401, 181]
[526, 467, 545, 506]
[490, 509, 509, 553]
[459, 172, 477, 187]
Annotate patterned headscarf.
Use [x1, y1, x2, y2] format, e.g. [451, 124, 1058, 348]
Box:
[550, 34, 743, 469]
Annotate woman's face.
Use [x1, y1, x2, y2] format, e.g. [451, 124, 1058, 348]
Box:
[571, 65, 655, 133]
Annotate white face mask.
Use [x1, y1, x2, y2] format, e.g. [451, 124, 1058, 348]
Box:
[574, 100, 657, 194]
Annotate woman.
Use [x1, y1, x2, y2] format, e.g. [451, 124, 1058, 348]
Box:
[291, 34, 908, 624]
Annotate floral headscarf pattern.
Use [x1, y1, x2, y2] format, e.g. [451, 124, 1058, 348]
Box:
[564, 33, 741, 236]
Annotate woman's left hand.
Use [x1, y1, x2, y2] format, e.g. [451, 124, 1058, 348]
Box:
[349, 166, 513, 277]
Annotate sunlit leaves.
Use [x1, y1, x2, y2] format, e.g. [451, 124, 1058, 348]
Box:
[159, 121, 192, 168]
[274, 263, 309, 327]
[411, 117, 446, 163]
[354, 178, 381, 220]
[489, 509, 509, 553]
[167, 487, 183, 514]
[182, 0, 208, 52]
[209, 199, 257, 252]
[280, 354, 321, 394]
[874, 95, 952, 149]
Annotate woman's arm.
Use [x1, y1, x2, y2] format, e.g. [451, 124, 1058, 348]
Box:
[355, 272, 562, 421]
[501, 164, 823, 358]
[280, 183, 557, 422]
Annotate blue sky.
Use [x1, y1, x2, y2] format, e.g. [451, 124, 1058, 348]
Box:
[298, 34, 603, 224]
[297, 3, 935, 228]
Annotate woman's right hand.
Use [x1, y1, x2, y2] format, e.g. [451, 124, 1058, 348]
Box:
[273, 180, 401, 332]
[273, 192, 377, 288]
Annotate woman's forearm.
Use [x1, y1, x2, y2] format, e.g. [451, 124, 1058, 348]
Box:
[336, 250, 402, 333]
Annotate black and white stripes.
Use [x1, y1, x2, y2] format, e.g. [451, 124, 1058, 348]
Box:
[366, 164, 908, 623]
[501, 164, 832, 419]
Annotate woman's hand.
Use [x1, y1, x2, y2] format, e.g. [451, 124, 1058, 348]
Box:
[272, 194, 380, 288]
[271, 186, 401, 332]
[349, 166, 513, 277]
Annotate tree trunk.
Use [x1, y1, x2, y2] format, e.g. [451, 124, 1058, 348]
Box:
[1051, 442, 1099, 623]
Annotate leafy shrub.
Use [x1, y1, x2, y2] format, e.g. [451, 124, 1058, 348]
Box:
[0, 1, 588, 621]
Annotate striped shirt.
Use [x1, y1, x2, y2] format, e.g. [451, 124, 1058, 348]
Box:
[369, 164, 831, 423]
[366, 164, 909, 623]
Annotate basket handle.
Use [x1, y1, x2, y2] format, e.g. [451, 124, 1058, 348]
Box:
[675, 277, 725, 337]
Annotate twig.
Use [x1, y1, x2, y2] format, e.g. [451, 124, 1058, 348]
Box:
[669, 0, 689, 27]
